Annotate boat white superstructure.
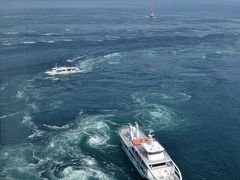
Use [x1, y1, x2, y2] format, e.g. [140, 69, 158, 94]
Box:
[45, 66, 80, 76]
[118, 123, 182, 180]
[149, 10, 155, 19]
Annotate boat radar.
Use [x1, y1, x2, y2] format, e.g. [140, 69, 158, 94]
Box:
[118, 123, 182, 180]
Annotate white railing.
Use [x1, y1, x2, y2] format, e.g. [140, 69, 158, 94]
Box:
[172, 160, 182, 180]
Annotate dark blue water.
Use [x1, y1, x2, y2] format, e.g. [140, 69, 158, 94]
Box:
[1, 7, 240, 180]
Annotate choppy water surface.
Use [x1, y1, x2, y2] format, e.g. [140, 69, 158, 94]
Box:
[1, 8, 240, 180]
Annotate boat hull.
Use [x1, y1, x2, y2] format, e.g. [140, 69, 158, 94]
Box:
[45, 70, 80, 76]
[119, 137, 147, 179]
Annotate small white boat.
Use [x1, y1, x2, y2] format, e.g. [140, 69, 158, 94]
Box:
[45, 66, 80, 76]
[119, 123, 182, 180]
[149, 10, 155, 19]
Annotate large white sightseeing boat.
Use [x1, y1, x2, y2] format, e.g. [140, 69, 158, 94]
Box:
[45, 66, 80, 76]
[118, 123, 182, 180]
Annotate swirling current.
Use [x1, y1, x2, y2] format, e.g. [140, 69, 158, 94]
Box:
[1, 7, 240, 180]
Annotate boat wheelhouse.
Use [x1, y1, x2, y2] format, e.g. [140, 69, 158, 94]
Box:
[118, 123, 182, 180]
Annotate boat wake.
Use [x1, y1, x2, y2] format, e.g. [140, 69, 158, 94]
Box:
[66, 55, 84, 63]
[76, 59, 96, 73]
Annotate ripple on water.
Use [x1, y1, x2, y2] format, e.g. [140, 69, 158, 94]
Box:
[132, 91, 191, 104]
[61, 167, 111, 180]
[0, 83, 8, 91]
[16, 91, 24, 99]
[132, 92, 185, 129]
[0, 113, 115, 179]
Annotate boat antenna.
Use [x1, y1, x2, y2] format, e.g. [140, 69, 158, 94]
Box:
[129, 123, 134, 140]
[135, 122, 139, 138]
[148, 129, 154, 138]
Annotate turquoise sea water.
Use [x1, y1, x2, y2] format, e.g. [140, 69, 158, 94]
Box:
[0, 7, 240, 179]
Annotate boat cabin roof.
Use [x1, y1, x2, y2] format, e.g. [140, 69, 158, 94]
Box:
[142, 140, 165, 154]
[119, 127, 172, 165]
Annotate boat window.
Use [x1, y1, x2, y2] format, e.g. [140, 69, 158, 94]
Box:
[148, 151, 162, 155]
[67, 69, 71, 71]
[150, 162, 166, 168]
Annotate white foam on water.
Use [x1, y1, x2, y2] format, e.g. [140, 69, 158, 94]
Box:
[133, 91, 191, 104]
[45, 76, 60, 81]
[177, 92, 192, 101]
[29, 103, 39, 112]
[0, 115, 7, 119]
[82, 156, 97, 166]
[135, 104, 176, 128]
[62, 39, 73, 42]
[202, 53, 207, 59]
[41, 33, 60, 36]
[159, 93, 174, 100]
[43, 123, 73, 130]
[95, 39, 104, 42]
[2, 15, 22, 18]
[159, 92, 191, 102]
[77, 59, 95, 73]
[2, 42, 14, 46]
[1, 113, 116, 179]
[28, 129, 45, 139]
[170, 51, 178, 55]
[66, 56, 83, 62]
[0, 144, 42, 179]
[44, 40, 55, 43]
[79, 117, 111, 147]
[108, 61, 120, 65]
[0, 112, 18, 119]
[132, 92, 180, 129]
[80, 121, 110, 147]
[21, 112, 39, 131]
[44, 114, 112, 163]
[216, 51, 223, 54]
[23, 41, 36, 44]
[50, 100, 63, 109]
[0, 83, 8, 91]
[103, 53, 122, 65]
[4, 31, 18, 35]
[178, 48, 189, 52]
[104, 52, 121, 58]
[16, 91, 24, 99]
[105, 35, 121, 40]
[61, 167, 111, 180]
[149, 104, 175, 122]
[88, 134, 110, 146]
